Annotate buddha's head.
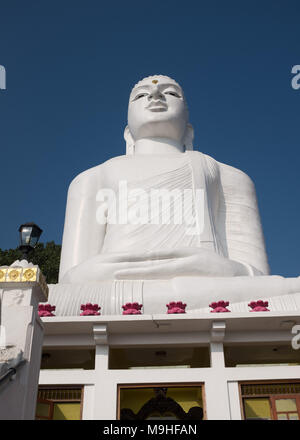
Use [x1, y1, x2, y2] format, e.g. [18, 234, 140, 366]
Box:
[125, 75, 194, 154]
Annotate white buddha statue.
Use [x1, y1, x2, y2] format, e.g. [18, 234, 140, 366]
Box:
[59, 75, 269, 284]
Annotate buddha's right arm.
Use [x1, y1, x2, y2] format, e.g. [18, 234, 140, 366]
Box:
[59, 167, 107, 282]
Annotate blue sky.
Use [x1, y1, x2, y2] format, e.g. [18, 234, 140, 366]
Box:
[0, 0, 299, 277]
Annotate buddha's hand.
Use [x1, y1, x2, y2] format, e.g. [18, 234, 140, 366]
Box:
[113, 247, 251, 280]
[61, 247, 252, 283]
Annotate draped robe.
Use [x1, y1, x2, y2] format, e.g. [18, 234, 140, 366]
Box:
[59, 151, 269, 283]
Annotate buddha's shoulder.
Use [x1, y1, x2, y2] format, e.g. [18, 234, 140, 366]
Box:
[68, 155, 128, 188]
[213, 156, 255, 188]
[191, 151, 255, 187]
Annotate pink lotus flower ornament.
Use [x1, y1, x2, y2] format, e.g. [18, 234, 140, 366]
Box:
[38, 304, 56, 317]
[122, 302, 143, 315]
[80, 303, 101, 316]
[166, 301, 187, 314]
[248, 300, 269, 312]
[209, 300, 230, 313]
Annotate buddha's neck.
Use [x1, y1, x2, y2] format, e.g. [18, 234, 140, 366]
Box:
[134, 138, 185, 155]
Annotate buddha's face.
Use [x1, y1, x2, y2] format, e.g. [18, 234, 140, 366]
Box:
[128, 77, 188, 143]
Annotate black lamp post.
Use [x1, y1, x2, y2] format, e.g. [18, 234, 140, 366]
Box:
[18, 222, 43, 261]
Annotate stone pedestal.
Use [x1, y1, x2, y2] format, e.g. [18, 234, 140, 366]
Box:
[0, 265, 48, 420]
[47, 275, 300, 317]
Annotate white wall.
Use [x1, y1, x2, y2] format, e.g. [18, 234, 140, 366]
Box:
[0, 284, 47, 420]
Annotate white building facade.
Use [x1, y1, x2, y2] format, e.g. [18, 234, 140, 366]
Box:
[38, 305, 300, 420]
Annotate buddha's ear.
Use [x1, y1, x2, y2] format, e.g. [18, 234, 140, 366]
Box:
[183, 123, 194, 151]
[124, 125, 135, 155]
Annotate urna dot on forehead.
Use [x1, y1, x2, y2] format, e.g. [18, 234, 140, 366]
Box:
[131, 75, 182, 90]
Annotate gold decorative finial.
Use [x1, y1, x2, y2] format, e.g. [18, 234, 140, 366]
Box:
[152, 79, 158, 84]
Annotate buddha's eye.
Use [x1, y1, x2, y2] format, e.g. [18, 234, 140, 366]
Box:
[164, 91, 181, 98]
[133, 93, 148, 101]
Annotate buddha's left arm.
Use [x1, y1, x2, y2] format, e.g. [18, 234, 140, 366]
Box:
[217, 162, 270, 275]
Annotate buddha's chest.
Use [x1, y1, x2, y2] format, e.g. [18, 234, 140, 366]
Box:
[99, 154, 220, 232]
[102, 155, 205, 193]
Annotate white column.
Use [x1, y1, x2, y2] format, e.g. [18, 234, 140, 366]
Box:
[92, 324, 117, 420]
[210, 341, 225, 369]
[227, 381, 242, 420]
[82, 385, 96, 420]
[205, 321, 231, 420]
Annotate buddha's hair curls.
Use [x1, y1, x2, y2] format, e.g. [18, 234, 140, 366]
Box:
[132, 75, 181, 90]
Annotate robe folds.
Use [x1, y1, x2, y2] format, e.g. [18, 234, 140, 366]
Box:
[59, 151, 269, 282]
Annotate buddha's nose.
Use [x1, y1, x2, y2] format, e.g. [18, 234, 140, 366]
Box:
[148, 87, 164, 101]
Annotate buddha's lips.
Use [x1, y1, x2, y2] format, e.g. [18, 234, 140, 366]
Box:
[146, 101, 167, 111]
